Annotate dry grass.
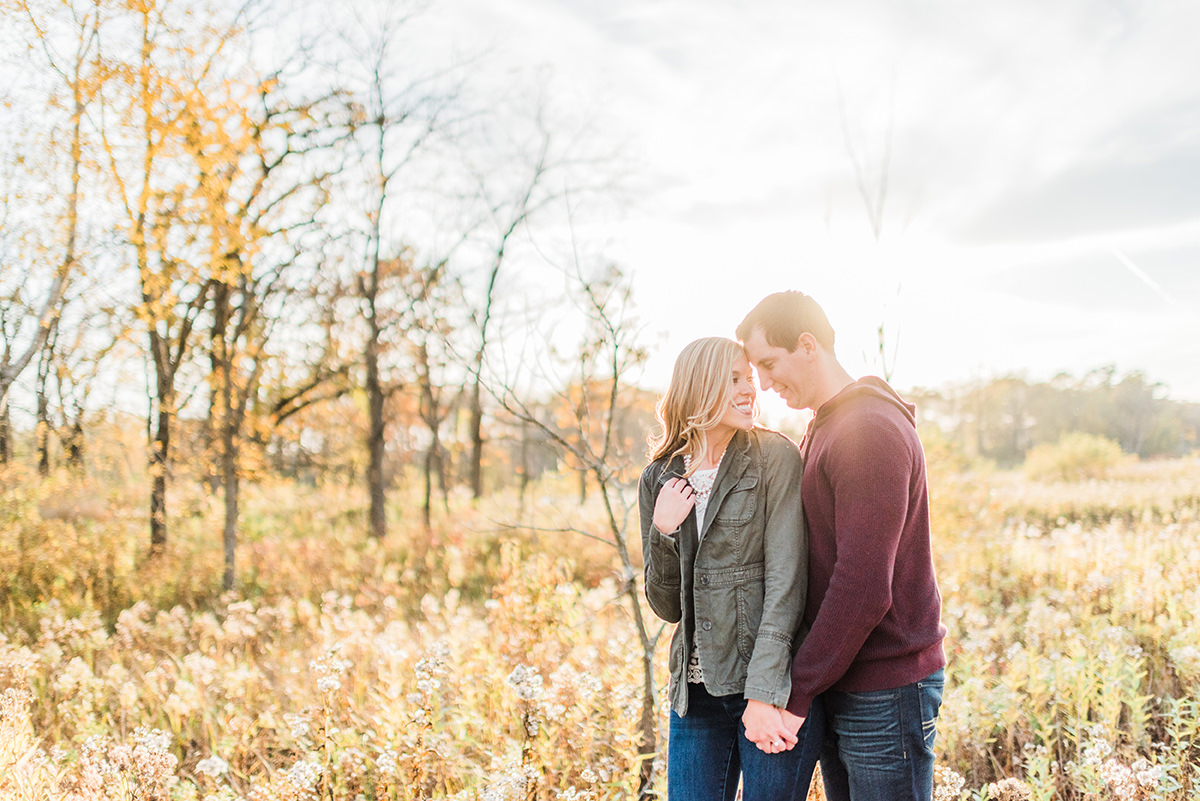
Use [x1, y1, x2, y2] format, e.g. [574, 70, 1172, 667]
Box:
[1, 457, 1198, 799]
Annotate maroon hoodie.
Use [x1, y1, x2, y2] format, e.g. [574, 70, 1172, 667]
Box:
[786, 377, 947, 720]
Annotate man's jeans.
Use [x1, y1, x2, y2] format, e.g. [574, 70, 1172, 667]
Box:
[817, 669, 945, 801]
[667, 681, 821, 801]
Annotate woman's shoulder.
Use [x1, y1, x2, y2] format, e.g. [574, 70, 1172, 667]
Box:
[749, 426, 801, 454]
[640, 454, 675, 486]
[747, 427, 804, 473]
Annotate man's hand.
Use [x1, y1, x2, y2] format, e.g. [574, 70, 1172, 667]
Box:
[780, 707, 805, 738]
[742, 699, 798, 753]
[652, 478, 694, 535]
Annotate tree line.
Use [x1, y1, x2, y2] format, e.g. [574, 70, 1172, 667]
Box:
[912, 367, 1200, 468]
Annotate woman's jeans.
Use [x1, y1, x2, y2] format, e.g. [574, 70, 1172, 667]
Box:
[817, 669, 945, 801]
[668, 681, 822, 801]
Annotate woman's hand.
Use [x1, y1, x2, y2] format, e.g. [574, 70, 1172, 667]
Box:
[652, 477, 695, 535]
[742, 699, 798, 753]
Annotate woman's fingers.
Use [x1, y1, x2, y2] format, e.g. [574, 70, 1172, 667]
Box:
[666, 477, 692, 496]
[652, 478, 695, 534]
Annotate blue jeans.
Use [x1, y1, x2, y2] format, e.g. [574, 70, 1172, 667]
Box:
[668, 681, 822, 801]
[817, 669, 945, 801]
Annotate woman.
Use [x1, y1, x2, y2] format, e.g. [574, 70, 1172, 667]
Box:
[638, 337, 818, 801]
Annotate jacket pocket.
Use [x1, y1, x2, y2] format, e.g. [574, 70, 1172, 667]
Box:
[714, 474, 759, 526]
[734, 568, 765, 662]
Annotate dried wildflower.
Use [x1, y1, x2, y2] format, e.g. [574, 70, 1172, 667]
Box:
[196, 755, 230, 777]
[933, 764, 965, 801]
[127, 726, 179, 796]
[284, 712, 311, 740]
[1079, 724, 1113, 766]
[1170, 644, 1200, 684]
[286, 758, 322, 791]
[375, 748, 399, 778]
[506, 665, 544, 701]
[985, 777, 1032, 800]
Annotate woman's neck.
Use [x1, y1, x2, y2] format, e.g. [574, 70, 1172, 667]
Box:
[701, 427, 736, 470]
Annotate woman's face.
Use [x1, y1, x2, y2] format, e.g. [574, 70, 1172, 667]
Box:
[714, 353, 756, 433]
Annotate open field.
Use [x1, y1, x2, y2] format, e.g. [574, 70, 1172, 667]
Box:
[2, 457, 1199, 800]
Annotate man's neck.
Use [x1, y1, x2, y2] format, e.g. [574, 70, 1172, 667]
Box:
[811, 361, 856, 412]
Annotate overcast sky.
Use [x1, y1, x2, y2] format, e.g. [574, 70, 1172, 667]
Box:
[420, 0, 1200, 404]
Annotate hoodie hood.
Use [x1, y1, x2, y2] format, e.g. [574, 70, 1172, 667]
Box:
[803, 376, 916, 455]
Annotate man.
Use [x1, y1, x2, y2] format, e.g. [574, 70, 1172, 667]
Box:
[736, 291, 947, 801]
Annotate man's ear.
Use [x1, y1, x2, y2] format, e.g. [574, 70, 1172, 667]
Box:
[796, 332, 819, 356]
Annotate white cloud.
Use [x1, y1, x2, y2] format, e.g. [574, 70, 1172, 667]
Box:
[423, 0, 1200, 400]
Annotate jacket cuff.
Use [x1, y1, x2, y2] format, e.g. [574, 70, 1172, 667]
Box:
[648, 525, 680, 556]
[743, 629, 793, 708]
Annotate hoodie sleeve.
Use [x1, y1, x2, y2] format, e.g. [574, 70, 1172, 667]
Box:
[785, 408, 916, 718]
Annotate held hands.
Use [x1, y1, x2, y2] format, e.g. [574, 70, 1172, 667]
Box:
[653, 477, 695, 535]
[780, 708, 805, 738]
[742, 699, 800, 754]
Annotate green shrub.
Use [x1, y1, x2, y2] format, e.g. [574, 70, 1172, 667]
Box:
[1023, 432, 1126, 481]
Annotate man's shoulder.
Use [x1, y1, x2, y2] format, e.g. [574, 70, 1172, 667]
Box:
[829, 389, 912, 431]
[816, 395, 921, 462]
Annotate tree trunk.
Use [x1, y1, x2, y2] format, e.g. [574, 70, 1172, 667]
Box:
[221, 415, 239, 591]
[36, 378, 51, 477]
[468, 379, 483, 499]
[149, 389, 171, 555]
[518, 420, 530, 506]
[366, 326, 387, 540]
[65, 413, 84, 473]
[0, 395, 11, 464]
[206, 281, 230, 495]
[422, 445, 433, 531]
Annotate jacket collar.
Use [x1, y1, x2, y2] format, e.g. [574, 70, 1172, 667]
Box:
[698, 429, 751, 535]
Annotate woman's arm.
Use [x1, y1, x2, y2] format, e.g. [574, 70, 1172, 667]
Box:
[742, 433, 808, 708]
[639, 464, 687, 623]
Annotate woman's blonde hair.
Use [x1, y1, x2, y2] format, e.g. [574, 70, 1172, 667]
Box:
[648, 337, 749, 475]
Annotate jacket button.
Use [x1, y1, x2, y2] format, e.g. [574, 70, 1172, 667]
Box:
[700, 576, 709, 585]
[702, 621, 712, 631]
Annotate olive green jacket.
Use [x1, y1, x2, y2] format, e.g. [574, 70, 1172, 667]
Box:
[639, 427, 808, 716]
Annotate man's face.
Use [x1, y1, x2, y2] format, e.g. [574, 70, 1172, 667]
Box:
[742, 326, 814, 410]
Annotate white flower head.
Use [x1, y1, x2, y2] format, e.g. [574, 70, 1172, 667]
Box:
[196, 755, 229, 777]
[506, 665, 544, 701]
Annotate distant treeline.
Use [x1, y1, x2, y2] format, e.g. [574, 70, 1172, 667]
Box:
[909, 366, 1200, 467]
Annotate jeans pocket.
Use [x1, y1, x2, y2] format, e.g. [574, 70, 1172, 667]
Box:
[917, 670, 945, 752]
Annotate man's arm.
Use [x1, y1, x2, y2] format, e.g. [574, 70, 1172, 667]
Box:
[786, 415, 914, 718]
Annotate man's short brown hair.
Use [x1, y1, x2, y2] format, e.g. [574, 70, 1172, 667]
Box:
[736, 291, 835, 352]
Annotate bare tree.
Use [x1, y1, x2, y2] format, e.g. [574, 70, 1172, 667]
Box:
[404, 262, 463, 529]
[836, 78, 903, 381]
[336, 2, 463, 539]
[459, 88, 622, 500]
[488, 261, 661, 798]
[463, 114, 556, 500]
[0, 0, 95, 458]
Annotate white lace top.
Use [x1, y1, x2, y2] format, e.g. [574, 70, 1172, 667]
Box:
[683, 454, 722, 683]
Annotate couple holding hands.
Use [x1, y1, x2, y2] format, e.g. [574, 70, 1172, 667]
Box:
[639, 291, 948, 801]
